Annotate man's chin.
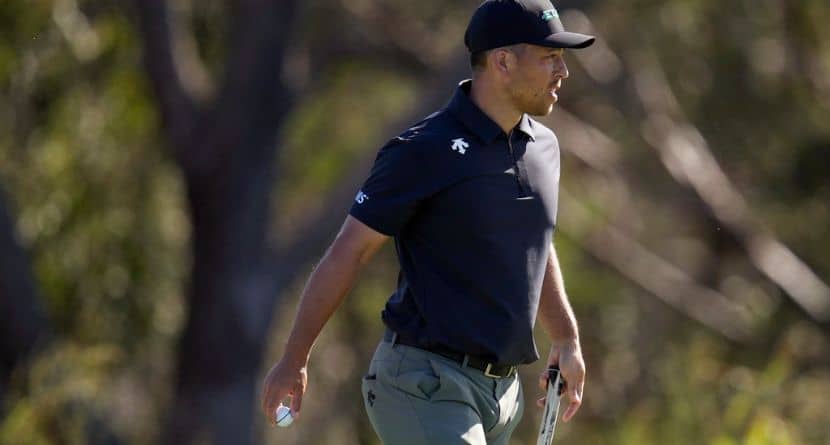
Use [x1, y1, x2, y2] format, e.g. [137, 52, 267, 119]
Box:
[527, 103, 556, 117]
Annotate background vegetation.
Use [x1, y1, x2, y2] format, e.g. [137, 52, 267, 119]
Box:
[1, 0, 828, 444]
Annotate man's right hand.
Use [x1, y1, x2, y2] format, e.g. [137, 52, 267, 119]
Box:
[260, 358, 308, 426]
[259, 216, 388, 426]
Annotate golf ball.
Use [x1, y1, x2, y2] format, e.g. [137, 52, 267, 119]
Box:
[275, 405, 293, 427]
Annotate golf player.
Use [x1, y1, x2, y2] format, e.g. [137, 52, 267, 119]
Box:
[261, 0, 595, 443]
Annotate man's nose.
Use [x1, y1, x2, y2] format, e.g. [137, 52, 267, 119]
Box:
[554, 58, 569, 79]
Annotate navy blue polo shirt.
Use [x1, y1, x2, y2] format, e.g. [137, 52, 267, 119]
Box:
[349, 80, 561, 365]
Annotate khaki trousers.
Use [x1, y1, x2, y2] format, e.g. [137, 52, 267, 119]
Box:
[362, 340, 524, 444]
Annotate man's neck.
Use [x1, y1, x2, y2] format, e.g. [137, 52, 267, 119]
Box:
[469, 77, 523, 135]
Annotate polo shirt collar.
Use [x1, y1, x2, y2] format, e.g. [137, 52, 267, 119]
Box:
[447, 80, 536, 143]
[518, 114, 536, 141]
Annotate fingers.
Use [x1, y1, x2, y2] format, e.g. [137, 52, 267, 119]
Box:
[561, 372, 584, 422]
[290, 384, 304, 419]
[291, 366, 308, 418]
[260, 364, 308, 425]
[538, 370, 549, 391]
[261, 381, 288, 426]
[540, 342, 585, 421]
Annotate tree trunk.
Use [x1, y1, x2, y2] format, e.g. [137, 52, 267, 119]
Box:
[0, 188, 49, 409]
[164, 160, 283, 445]
[133, 1, 297, 443]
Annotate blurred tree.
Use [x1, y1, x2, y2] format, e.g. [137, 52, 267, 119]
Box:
[0, 188, 49, 408]
[131, 1, 299, 444]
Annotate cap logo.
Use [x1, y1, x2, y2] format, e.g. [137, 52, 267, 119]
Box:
[541, 8, 558, 21]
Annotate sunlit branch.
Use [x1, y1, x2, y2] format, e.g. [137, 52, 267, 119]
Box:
[132, 0, 198, 155]
[631, 51, 830, 322]
[559, 188, 756, 342]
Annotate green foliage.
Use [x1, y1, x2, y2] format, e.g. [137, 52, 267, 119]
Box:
[1, 1, 186, 442]
[1, 343, 125, 445]
[2, 0, 829, 444]
[278, 63, 416, 213]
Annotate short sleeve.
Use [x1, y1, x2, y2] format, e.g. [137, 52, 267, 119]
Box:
[349, 139, 434, 236]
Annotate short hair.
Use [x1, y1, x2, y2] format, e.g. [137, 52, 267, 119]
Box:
[470, 50, 488, 71]
[470, 45, 525, 72]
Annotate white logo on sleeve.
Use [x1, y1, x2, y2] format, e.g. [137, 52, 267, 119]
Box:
[355, 190, 369, 204]
[451, 138, 469, 155]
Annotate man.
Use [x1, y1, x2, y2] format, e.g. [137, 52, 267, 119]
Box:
[261, 0, 595, 443]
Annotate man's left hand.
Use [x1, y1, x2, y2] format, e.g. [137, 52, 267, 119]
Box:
[537, 340, 585, 422]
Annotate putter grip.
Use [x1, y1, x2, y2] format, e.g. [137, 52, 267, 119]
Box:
[536, 366, 564, 445]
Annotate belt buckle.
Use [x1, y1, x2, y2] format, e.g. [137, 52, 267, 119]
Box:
[483, 363, 501, 378]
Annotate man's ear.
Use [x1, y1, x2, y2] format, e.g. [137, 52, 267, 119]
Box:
[492, 48, 514, 74]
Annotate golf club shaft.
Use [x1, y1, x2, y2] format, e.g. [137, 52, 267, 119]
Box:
[536, 366, 563, 445]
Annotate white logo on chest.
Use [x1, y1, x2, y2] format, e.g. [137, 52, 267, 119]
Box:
[451, 138, 469, 155]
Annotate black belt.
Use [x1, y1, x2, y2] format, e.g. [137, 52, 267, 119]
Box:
[383, 329, 517, 379]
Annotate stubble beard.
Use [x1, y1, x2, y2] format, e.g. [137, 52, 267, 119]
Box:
[510, 83, 557, 117]
[522, 94, 556, 117]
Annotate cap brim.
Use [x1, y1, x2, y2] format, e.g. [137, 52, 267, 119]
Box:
[535, 32, 595, 49]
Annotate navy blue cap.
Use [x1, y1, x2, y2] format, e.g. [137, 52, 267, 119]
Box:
[465, 0, 595, 53]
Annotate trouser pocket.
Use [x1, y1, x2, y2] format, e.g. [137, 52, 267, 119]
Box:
[391, 365, 441, 400]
